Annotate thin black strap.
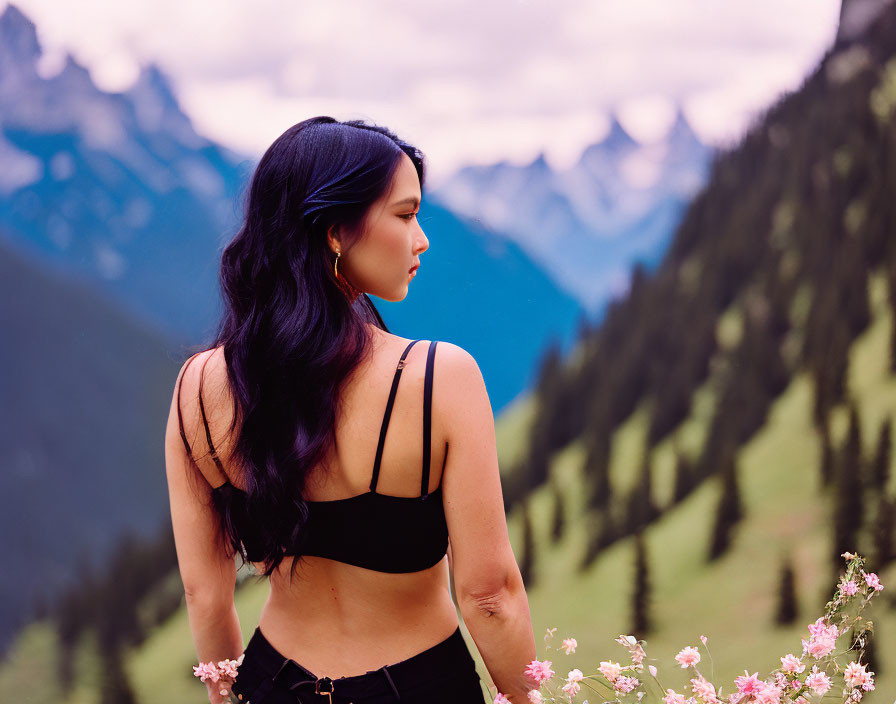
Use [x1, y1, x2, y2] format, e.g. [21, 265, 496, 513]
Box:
[196, 351, 228, 481]
[175, 352, 203, 462]
[421, 340, 438, 498]
[370, 339, 421, 492]
[175, 350, 228, 484]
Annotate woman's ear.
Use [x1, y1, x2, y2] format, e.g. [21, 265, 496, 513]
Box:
[326, 225, 341, 254]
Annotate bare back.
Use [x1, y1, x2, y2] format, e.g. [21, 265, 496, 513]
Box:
[183, 324, 459, 677]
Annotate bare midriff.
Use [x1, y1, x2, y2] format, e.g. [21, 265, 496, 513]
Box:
[254, 553, 460, 678]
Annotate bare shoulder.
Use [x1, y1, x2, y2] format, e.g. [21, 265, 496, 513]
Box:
[429, 341, 493, 448]
[172, 346, 236, 484]
[431, 341, 487, 405]
[431, 340, 481, 383]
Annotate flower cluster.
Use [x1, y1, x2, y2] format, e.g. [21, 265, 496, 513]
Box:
[193, 653, 244, 702]
[489, 552, 883, 704]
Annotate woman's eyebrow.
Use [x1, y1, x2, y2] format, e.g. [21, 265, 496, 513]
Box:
[392, 197, 420, 208]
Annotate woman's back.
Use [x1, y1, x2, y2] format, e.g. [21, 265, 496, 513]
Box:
[176, 325, 472, 678]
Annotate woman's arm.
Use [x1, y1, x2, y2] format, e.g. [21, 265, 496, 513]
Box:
[437, 344, 539, 704]
[165, 355, 244, 702]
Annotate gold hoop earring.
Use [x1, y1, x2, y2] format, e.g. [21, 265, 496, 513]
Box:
[333, 249, 361, 302]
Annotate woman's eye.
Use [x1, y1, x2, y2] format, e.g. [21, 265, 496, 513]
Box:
[399, 212, 418, 220]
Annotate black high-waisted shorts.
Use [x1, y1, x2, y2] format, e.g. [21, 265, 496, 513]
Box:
[231, 624, 488, 703]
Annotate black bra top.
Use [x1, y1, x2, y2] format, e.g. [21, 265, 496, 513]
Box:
[175, 339, 449, 573]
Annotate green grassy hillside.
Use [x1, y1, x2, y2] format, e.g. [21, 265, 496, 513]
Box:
[494, 271, 896, 703]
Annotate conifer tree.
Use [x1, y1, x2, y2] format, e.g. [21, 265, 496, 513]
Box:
[672, 451, 695, 504]
[626, 450, 659, 534]
[518, 499, 536, 587]
[870, 416, 892, 491]
[775, 554, 798, 625]
[99, 647, 137, 704]
[584, 430, 612, 510]
[819, 417, 836, 488]
[833, 405, 864, 568]
[709, 452, 743, 561]
[631, 530, 651, 639]
[550, 479, 566, 544]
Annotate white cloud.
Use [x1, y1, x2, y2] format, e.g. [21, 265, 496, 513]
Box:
[12, 0, 842, 185]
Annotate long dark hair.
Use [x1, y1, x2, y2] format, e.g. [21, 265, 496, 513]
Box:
[196, 116, 425, 578]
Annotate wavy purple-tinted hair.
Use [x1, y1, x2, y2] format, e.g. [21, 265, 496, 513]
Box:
[194, 116, 425, 579]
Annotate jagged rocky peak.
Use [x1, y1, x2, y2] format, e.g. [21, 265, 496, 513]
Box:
[130, 63, 180, 106]
[0, 3, 42, 74]
[578, 108, 639, 165]
[528, 151, 552, 172]
[665, 103, 703, 148]
[125, 61, 205, 146]
[54, 52, 96, 90]
[603, 109, 639, 149]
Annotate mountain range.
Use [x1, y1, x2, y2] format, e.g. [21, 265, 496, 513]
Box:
[430, 106, 714, 312]
[0, 2, 583, 412]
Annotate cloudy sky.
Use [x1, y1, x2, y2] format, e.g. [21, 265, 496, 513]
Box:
[16, 0, 842, 185]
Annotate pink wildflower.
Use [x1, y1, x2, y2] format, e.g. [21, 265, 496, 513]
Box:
[561, 680, 581, 698]
[614, 676, 640, 693]
[754, 681, 783, 704]
[734, 670, 764, 696]
[599, 660, 622, 682]
[841, 551, 856, 560]
[525, 659, 555, 685]
[700, 634, 708, 645]
[691, 675, 719, 704]
[192, 662, 220, 683]
[839, 579, 859, 596]
[528, 690, 544, 704]
[664, 688, 687, 704]
[780, 654, 805, 673]
[805, 665, 832, 695]
[675, 646, 701, 668]
[807, 616, 838, 639]
[649, 665, 658, 677]
[562, 637, 578, 654]
[615, 634, 646, 665]
[843, 661, 875, 691]
[801, 633, 836, 658]
[861, 571, 884, 591]
[773, 672, 788, 689]
[217, 658, 240, 679]
[801, 617, 838, 658]
[495, 694, 511, 704]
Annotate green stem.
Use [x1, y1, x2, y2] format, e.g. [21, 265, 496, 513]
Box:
[581, 675, 618, 694]
[578, 678, 614, 701]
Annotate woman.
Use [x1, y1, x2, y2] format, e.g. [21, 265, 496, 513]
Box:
[165, 116, 537, 704]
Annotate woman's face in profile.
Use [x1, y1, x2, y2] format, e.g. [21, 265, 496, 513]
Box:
[336, 152, 429, 302]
